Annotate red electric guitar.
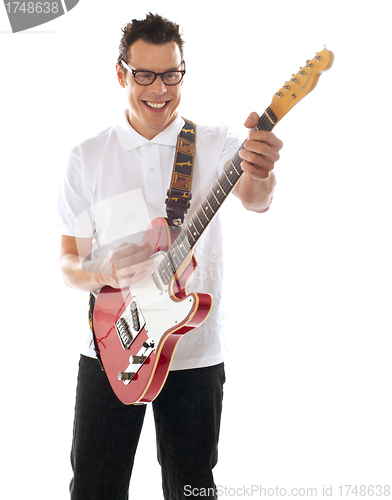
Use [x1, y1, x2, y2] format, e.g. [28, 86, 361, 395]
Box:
[93, 48, 334, 404]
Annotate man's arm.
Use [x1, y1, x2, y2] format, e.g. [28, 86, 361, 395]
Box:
[59, 235, 153, 292]
[233, 112, 283, 213]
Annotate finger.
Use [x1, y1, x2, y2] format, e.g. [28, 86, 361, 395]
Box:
[247, 130, 284, 150]
[239, 146, 276, 170]
[241, 140, 281, 163]
[116, 254, 156, 287]
[113, 243, 152, 260]
[117, 268, 150, 288]
[114, 256, 154, 279]
[112, 245, 153, 269]
[240, 159, 273, 180]
[244, 112, 260, 129]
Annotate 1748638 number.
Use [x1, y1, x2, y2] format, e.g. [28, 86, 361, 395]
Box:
[5, 2, 59, 13]
[338, 485, 390, 497]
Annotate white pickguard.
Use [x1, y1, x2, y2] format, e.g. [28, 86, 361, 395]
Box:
[127, 251, 195, 346]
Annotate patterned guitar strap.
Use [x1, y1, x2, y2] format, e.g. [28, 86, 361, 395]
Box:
[88, 118, 196, 369]
[165, 118, 196, 228]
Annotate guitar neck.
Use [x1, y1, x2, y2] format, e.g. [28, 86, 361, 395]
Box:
[185, 107, 278, 244]
[156, 108, 278, 286]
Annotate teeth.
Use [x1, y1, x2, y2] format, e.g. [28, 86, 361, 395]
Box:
[145, 101, 166, 109]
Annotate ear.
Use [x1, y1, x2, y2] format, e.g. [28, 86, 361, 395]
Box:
[116, 63, 126, 88]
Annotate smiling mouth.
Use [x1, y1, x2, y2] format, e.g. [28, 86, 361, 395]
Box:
[143, 101, 168, 109]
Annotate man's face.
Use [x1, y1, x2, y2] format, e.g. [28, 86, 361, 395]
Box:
[116, 40, 183, 140]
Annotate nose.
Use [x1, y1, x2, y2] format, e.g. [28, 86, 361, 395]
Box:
[149, 75, 168, 95]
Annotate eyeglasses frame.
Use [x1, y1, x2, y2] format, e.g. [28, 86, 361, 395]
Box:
[120, 60, 186, 86]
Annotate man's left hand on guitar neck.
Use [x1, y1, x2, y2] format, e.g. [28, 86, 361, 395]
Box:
[233, 111, 283, 213]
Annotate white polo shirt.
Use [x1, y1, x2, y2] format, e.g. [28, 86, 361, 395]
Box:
[58, 111, 241, 370]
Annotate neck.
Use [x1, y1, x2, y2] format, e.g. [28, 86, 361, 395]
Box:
[127, 109, 178, 140]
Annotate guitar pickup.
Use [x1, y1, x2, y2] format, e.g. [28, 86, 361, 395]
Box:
[115, 297, 146, 350]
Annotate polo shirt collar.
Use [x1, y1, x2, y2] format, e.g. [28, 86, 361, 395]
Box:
[115, 110, 185, 151]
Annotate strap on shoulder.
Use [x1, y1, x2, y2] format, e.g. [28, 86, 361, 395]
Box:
[165, 118, 196, 228]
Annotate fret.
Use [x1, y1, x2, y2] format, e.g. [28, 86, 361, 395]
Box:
[174, 238, 186, 259]
[205, 197, 215, 215]
[261, 107, 278, 131]
[211, 188, 221, 207]
[214, 182, 226, 203]
[214, 189, 222, 208]
[263, 109, 276, 127]
[192, 217, 203, 235]
[195, 210, 205, 229]
[166, 251, 178, 276]
[188, 219, 201, 237]
[223, 169, 234, 186]
[217, 178, 228, 196]
[194, 206, 209, 231]
[186, 224, 197, 244]
[177, 233, 191, 254]
[172, 233, 187, 259]
[158, 258, 174, 285]
[217, 175, 231, 194]
[168, 247, 181, 268]
[164, 255, 176, 275]
[200, 205, 210, 222]
[207, 191, 220, 213]
[230, 159, 241, 177]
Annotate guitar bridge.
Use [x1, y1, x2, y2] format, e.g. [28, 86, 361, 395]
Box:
[115, 297, 145, 349]
[118, 338, 155, 385]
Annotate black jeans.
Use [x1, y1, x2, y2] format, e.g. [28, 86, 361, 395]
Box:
[70, 355, 225, 500]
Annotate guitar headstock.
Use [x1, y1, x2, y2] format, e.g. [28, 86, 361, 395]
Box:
[270, 48, 334, 122]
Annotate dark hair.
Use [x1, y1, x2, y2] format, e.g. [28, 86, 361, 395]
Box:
[118, 13, 184, 66]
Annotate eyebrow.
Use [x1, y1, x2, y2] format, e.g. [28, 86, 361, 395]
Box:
[129, 64, 182, 72]
[138, 68, 179, 72]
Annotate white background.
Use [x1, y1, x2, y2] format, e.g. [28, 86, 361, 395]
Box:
[1, 0, 391, 498]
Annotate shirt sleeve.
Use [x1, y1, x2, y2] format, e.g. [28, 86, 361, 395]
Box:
[58, 148, 95, 238]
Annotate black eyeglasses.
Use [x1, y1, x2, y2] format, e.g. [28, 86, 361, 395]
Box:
[120, 60, 186, 86]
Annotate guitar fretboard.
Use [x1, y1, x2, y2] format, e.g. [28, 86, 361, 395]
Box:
[157, 107, 278, 286]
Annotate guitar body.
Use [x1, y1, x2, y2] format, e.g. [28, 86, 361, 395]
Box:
[93, 217, 213, 404]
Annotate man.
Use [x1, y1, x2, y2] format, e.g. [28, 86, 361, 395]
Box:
[59, 13, 283, 500]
